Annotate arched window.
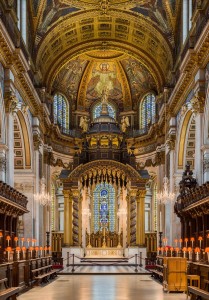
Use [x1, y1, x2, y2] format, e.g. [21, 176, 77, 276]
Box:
[182, 0, 193, 43]
[17, 0, 27, 44]
[93, 103, 116, 120]
[139, 93, 156, 129]
[93, 183, 116, 233]
[53, 94, 69, 131]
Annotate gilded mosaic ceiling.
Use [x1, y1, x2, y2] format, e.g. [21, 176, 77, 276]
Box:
[29, 0, 180, 95]
[53, 53, 157, 110]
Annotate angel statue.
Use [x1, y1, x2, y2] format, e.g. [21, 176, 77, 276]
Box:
[101, 86, 109, 105]
[121, 116, 130, 133]
[79, 116, 89, 133]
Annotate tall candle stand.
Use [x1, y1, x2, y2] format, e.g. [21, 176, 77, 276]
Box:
[159, 232, 163, 248]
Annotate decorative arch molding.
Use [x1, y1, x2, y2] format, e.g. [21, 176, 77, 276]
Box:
[63, 160, 147, 189]
[14, 111, 32, 169]
[177, 110, 193, 169]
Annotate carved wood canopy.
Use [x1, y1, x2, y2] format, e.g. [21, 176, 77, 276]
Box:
[61, 159, 148, 190]
[0, 196, 29, 217]
[0, 181, 29, 217]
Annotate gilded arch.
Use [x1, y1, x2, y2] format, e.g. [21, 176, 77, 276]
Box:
[177, 110, 193, 169]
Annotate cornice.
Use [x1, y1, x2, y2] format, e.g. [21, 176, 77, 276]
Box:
[169, 21, 209, 116]
[0, 20, 42, 116]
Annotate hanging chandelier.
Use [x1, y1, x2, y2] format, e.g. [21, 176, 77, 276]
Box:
[34, 177, 51, 206]
[156, 88, 175, 204]
[156, 176, 175, 204]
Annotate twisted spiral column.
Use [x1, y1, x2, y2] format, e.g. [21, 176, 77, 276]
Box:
[130, 190, 137, 245]
[72, 190, 80, 246]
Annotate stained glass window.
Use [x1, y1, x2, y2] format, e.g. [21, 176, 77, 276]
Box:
[93, 103, 116, 120]
[93, 183, 115, 233]
[53, 94, 69, 131]
[139, 93, 156, 129]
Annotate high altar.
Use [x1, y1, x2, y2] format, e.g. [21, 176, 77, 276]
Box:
[60, 91, 148, 259]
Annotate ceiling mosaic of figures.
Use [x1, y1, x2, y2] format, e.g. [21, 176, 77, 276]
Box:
[29, 0, 181, 102]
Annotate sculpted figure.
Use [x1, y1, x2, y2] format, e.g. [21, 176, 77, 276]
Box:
[79, 116, 89, 132]
[121, 116, 130, 133]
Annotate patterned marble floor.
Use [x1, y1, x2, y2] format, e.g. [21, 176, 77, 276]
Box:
[17, 275, 188, 300]
[60, 265, 149, 274]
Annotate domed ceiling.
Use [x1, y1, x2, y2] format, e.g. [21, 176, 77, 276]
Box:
[29, 0, 181, 98]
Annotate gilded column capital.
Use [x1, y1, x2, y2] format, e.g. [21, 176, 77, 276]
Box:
[129, 189, 138, 198]
[137, 190, 146, 200]
[166, 134, 176, 151]
[71, 189, 80, 198]
[189, 93, 205, 114]
[4, 92, 18, 114]
[33, 133, 42, 151]
[63, 190, 70, 198]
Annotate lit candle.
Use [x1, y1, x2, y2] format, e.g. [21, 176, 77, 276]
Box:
[191, 237, 195, 248]
[6, 247, 11, 261]
[165, 246, 168, 257]
[16, 246, 21, 260]
[29, 247, 33, 258]
[174, 239, 178, 247]
[14, 237, 18, 247]
[205, 247, 209, 262]
[163, 238, 167, 247]
[179, 238, 183, 249]
[157, 247, 160, 255]
[21, 237, 25, 247]
[0, 232, 2, 246]
[198, 236, 203, 249]
[175, 247, 179, 256]
[6, 236, 11, 247]
[22, 246, 26, 259]
[27, 238, 30, 247]
[40, 247, 43, 257]
[195, 247, 200, 261]
[182, 247, 187, 258]
[32, 239, 36, 247]
[35, 246, 39, 258]
[170, 247, 174, 257]
[185, 238, 188, 248]
[188, 247, 192, 260]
